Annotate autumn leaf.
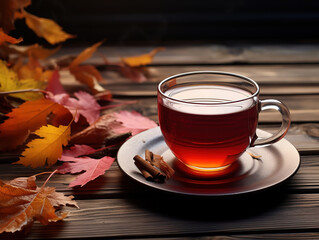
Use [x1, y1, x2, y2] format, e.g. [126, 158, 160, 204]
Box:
[16, 43, 61, 59]
[121, 47, 164, 67]
[13, 55, 53, 82]
[68, 42, 107, 94]
[117, 62, 147, 83]
[49, 91, 101, 125]
[70, 110, 157, 146]
[0, 174, 78, 234]
[70, 41, 103, 67]
[0, 60, 44, 101]
[22, 10, 75, 45]
[69, 64, 105, 93]
[111, 111, 158, 135]
[58, 144, 115, 187]
[46, 68, 66, 95]
[0, 0, 31, 33]
[62, 144, 97, 157]
[16, 123, 71, 168]
[0, 98, 67, 151]
[0, 28, 23, 45]
[101, 56, 147, 83]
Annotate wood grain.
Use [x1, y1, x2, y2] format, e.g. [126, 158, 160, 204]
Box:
[2, 191, 319, 239]
[55, 45, 319, 65]
[1, 44, 319, 239]
[61, 64, 319, 87]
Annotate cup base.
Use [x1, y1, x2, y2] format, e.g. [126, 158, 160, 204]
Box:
[174, 159, 239, 179]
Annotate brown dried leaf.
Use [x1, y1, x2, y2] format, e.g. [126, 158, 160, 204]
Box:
[0, 175, 77, 233]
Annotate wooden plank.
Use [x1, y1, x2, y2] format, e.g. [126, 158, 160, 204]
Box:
[61, 65, 319, 87]
[117, 97, 319, 123]
[3, 191, 319, 239]
[0, 155, 318, 198]
[55, 45, 319, 65]
[98, 82, 319, 97]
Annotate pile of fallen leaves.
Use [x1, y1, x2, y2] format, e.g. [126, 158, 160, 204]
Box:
[0, 0, 160, 234]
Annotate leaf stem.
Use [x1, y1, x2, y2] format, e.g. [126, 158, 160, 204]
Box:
[32, 171, 54, 178]
[32, 169, 58, 189]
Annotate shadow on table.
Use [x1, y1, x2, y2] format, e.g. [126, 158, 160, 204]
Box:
[125, 178, 291, 222]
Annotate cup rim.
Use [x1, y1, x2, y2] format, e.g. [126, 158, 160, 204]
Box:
[158, 71, 260, 105]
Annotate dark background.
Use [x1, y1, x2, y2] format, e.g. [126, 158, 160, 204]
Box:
[12, 0, 319, 46]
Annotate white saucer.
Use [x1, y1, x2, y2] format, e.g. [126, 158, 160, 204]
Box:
[117, 127, 300, 196]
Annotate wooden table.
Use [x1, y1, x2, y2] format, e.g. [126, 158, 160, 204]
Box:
[2, 43, 319, 239]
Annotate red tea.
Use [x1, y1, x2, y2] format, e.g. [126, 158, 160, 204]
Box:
[158, 85, 258, 171]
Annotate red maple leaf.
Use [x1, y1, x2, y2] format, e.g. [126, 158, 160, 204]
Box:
[57, 145, 115, 187]
[111, 110, 158, 136]
[49, 91, 101, 124]
[70, 110, 158, 146]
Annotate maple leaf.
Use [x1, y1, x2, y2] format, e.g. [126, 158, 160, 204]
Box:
[58, 144, 115, 187]
[16, 124, 71, 168]
[0, 174, 78, 234]
[0, 98, 67, 151]
[0, 28, 23, 45]
[111, 111, 158, 135]
[70, 110, 157, 146]
[49, 91, 101, 125]
[121, 47, 164, 67]
[0, 60, 44, 101]
[22, 10, 75, 45]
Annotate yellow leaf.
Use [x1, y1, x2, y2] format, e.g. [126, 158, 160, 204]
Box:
[121, 47, 164, 67]
[23, 11, 75, 45]
[0, 60, 44, 100]
[17, 124, 71, 168]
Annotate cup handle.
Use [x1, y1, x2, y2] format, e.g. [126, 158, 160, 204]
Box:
[251, 99, 291, 147]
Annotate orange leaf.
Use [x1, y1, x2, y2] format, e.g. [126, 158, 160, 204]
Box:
[24, 43, 61, 59]
[68, 42, 108, 93]
[69, 65, 105, 93]
[121, 47, 164, 67]
[16, 123, 71, 168]
[0, 175, 78, 233]
[13, 55, 53, 82]
[0, 28, 22, 45]
[0, 99, 68, 151]
[70, 41, 103, 67]
[7, 44, 61, 59]
[23, 10, 75, 45]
